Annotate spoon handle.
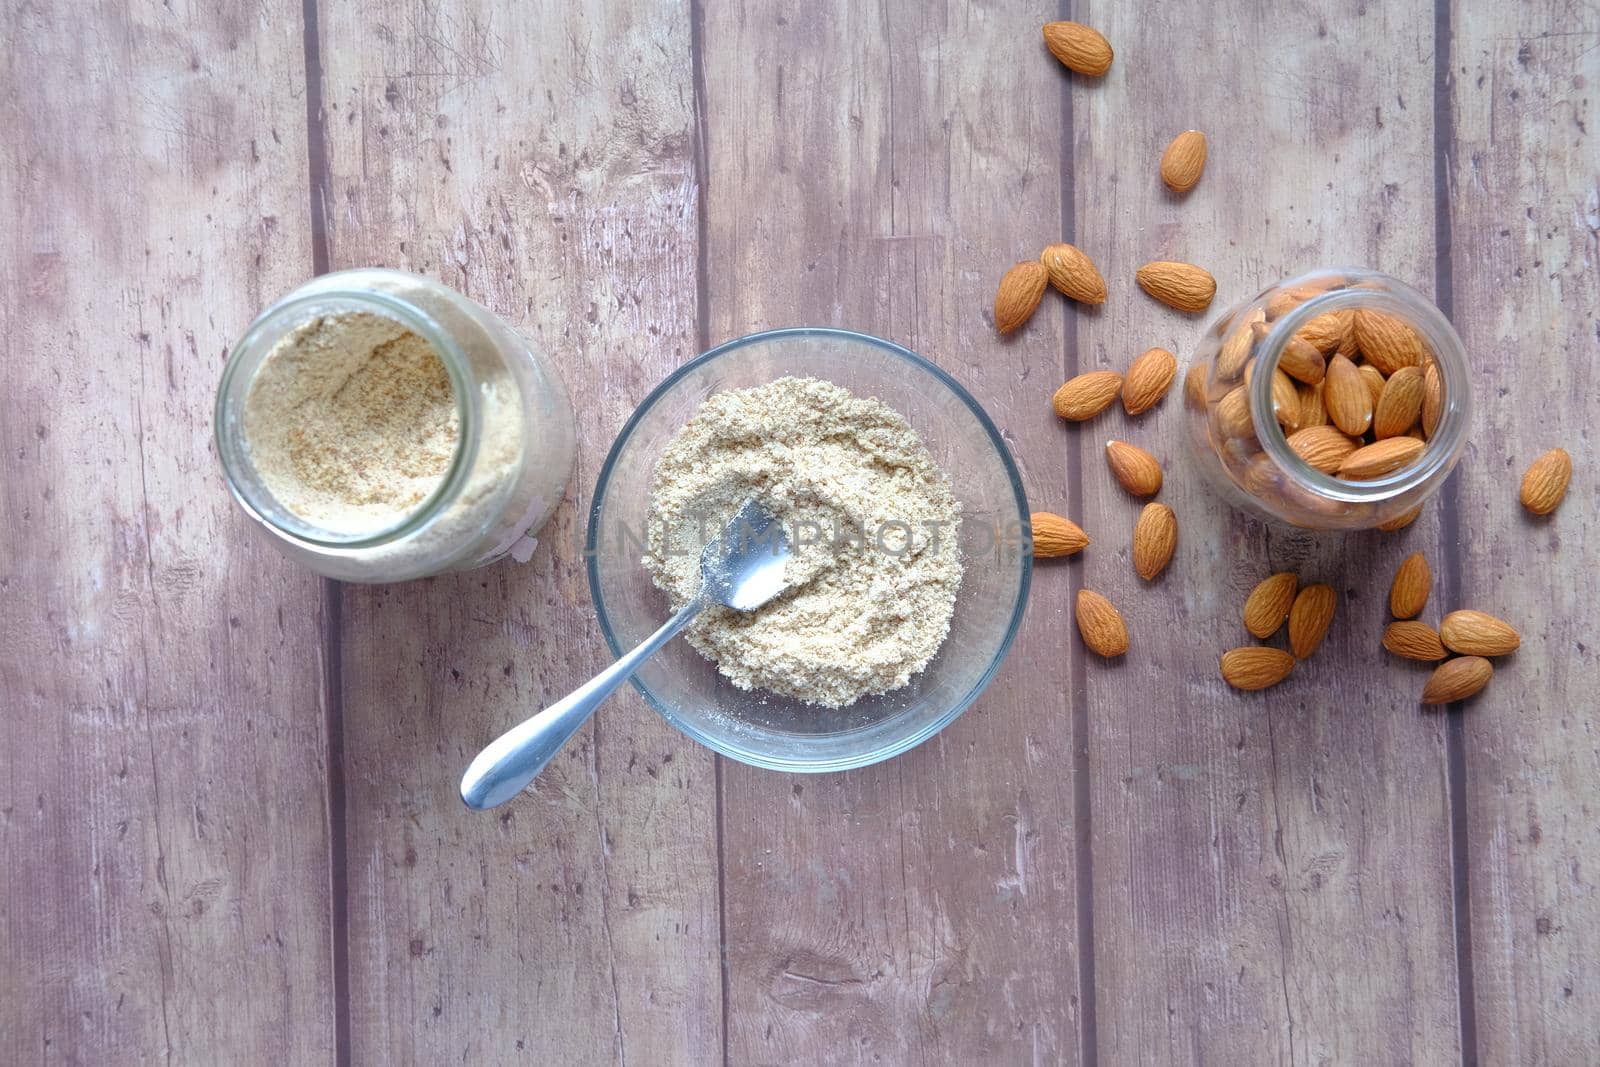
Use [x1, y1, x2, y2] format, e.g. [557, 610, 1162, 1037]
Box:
[459, 596, 705, 810]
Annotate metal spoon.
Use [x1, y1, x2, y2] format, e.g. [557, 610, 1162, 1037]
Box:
[459, 499, 792, 810]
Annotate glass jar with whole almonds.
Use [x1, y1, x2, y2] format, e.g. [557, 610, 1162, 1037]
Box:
[1182, 268, 1471, 529]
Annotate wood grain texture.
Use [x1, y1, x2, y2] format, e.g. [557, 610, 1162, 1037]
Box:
[1071, 2, 1461, 1062]
[311, 0, 720, 1061]
[0, 0, 335, 1061]
[700, 1, 1085, 1060]
[1447, 5, 1600, 1061]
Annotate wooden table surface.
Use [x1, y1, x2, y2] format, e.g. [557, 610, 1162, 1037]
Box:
[4, 0, 1597, 1063]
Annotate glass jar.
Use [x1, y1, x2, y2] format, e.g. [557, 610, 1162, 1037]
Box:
[1183, 268, 1471, 529]
[215, 268, 576, 581]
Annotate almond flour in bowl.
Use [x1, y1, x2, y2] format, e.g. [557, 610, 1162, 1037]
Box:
[642, 376, 963, 708]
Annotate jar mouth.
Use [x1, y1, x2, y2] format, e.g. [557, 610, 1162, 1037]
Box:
[1251, 279, 1471, 504]
[214, 287, 482, 550]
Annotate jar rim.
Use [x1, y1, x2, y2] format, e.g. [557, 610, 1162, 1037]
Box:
[214, 284, 482, 550]
[1250, 271, 1472, 504]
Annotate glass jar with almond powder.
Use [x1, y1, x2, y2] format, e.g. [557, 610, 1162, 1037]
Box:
[216, 268, 576, 582]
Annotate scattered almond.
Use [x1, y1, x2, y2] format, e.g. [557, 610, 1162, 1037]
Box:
[1295, 310, 1353, 354]
[1339, 436, 1425, 480]
[1421, 361, 1443, 438]
[1123, 347, 1178, 415]
[1076, 589, 1129, 657]
[1353, 308, 1426, 375]
[1052, 370, 1123, 420]
[1373, 366, 1424, 438]
[1220, 646, 1296, 691]
[1105, 440, 1163, 497]
[1159, 130, 1207, 193]
[1519, 448, 1572, 516]
[1277, 335, 1327, 385]
[1243, 572, 1297, 638]
[1136, 261, 1216, 312]
[1031, 512, 1089, 558]
[1287, 583, 1336, 659]
[994, 261, 1048, 334]
[1358, 363, 1388, 409]
[1376, 502, 1424, 531]
[1132, 503, 1177, 580]
[1324, 354, 1373, 437]
[1421, 656, 1493, 705]
[1440, 610, 1520, 657]
[1040, 243, 1107, 305]
[1287, 425, 1358, 475]
[1042, 21, 1114, 76]
[1383, 620, 1448, 661]
[1389, 552, 1431, 618]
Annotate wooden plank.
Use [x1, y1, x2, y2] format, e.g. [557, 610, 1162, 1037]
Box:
[311, 0, 720, 1060]
[700, 2, 1085, 1060]
[1447, 5, 1600, 1062]
[1072, 3, 1463, 1061]
[0, 1, 335, 1061]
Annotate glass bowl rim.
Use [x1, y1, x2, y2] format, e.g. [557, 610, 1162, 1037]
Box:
[583, 326, 1033, 773]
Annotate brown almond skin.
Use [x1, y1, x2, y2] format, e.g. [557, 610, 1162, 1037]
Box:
[1374, 365, 1425, 438]
[1215, 311, 1265, 381]
[994, 261, 1048, 334]
[1052, 370, 1123, 420]
[1132, 503, 1177, 580]
[1105, 440, 1163, 497]
[1122, 347, 1178, 415]
[1421, 656, 1493, 705]
[1277, 335, 1327, 385]
[1440, 610, 1521, 657]
[1288, 583, 1337, 659]
[1221, 647, 1296, 691]
[1389, 551, 1431, 618]
[1298, 382, 1329, 428]
[1136, 261, 1216, 312]
[1214, 385, 1254, 440]
[1383, 621, 1448, 662]
[1287, 425, 1358, 475]
[1376, 502, 1424, 531]
[1040, 243, 1107, 304]
[1043, 21, 1114, 76]
[1354, 309, 1427, 375]
[1076, 589, 1129, 657]
[1271, 370, 1301, 432]
[1358, 363, 1388, 409]
[1030, 512, 1089, 558]
[1160, 130, 1207, 193]
[1243, 572, 1297, 638]
[1339, 436, 1425, 480]
[1421, 361, 1443, 438]
[1295, 310, 1353, 354]
[1519, 447, 1572, 516]
[1324, 354, 1372, 437]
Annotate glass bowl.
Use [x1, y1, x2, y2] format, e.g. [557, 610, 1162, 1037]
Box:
[585, 328, 1031, 773]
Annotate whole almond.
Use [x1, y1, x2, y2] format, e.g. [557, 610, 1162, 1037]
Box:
[1040, 243, 1107, 304]
[1220, 647, 1296, 691]
[1421, 361, 1443, 438]
[1123, 347, 1178, 415]
[1277, 335, 1327, 384]
[1298, 381, 1329, 428]
[1076, 589, 1129, 657]
[1389, 551, 1431, 618]
[1287, 425, 1359, 474]
[1132, 502, 1177, 580]
[1271, 369, 1301, 432]
[1358, 363, 1388, 408]
[1105, 440, 1163, 497]
[1215, 386, 1254, 440]
[1440, 610, 1520, 656]
[1519, 447, 1572, 516]
[1295, 310, 1353, 354]
[1136, 261, 1217, 312]
[1353, 309, 1427, 374]
[1374, 365, 1425, 438]
[1043, 21, 1114, 76]
[1267, 281, 1337, 320]
[1031, 512, 1089, 558]
[1052, 370, 1123, 420]
[1421, 656, 1493, 705]
[1339, 436, 1425, 480]
[994, 261, 1048, 334]
[1215, 308, 1266, 380]
[1160, 130, 1207, 193]
[1377, 502, 1424, 531]
[1324, 354, 1373, 437]
[1184, 361, 1209, 409]
[1243, 572, 1297, 638]
[1383, 620, 1448, 661]
[1287, 583, 1336, 659]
